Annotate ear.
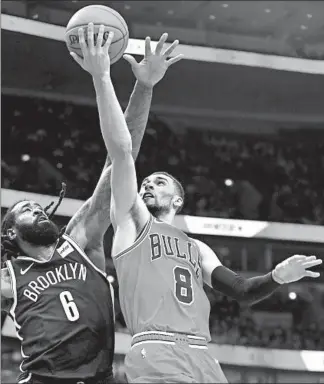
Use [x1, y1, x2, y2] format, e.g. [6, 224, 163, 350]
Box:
[6, 228, 17, 241]
[173, 196, 183, 210]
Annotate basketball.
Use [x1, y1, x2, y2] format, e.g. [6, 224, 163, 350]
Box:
[65, 5, 129, 64]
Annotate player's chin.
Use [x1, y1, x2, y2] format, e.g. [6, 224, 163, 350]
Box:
[37, 220, 59, 235]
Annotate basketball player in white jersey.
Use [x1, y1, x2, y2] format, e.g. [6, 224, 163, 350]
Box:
[73, 24, 322, 383]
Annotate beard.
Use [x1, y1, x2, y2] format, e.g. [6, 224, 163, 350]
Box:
[146, 201, 171, 217]
[18, 220, 60, 246]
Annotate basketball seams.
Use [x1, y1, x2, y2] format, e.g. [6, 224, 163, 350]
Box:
[67, 5, 128, 36]
[90, 5, 128, 35]
[65, 6, 129, 64]
[66, 25, 127, 40]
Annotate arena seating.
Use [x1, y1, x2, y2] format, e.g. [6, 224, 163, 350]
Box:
[2, 95, 324, 225]
[1, 94, 323, 383]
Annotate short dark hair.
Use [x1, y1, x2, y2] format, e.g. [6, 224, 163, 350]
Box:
[151, 171, 185, 213]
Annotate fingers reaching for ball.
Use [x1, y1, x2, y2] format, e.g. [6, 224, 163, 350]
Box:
[155, 33, 168, 55]
[96, 25, 105, 50]
[87, 22, 95, 52]
[104, 28, 114, 53]
[70, 23, 115, 77]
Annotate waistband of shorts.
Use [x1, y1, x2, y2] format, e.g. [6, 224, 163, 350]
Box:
[18, 372, 114, 384]
[131, 331, 208, 348]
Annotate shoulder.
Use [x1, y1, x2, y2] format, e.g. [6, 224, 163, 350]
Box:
[189, 238, 222, 266]
[1, 268, 13, 298]
[190, 238, 212, 254]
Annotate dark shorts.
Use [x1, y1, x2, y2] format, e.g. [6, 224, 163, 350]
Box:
[125, 342, 228, 383]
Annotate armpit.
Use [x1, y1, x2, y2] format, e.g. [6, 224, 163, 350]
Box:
[1, 268, 13, 298]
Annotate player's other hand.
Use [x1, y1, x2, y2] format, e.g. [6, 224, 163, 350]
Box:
[272, 255, 322, 284]
[123, 33, 184, 88]
[70, 23, 114, 78]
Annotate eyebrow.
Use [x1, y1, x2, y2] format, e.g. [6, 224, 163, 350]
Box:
[156, 176, 168, 182]
[142, 176, 168, 185]
[20, 202, 31, 210]
[20, 203, 42, 211]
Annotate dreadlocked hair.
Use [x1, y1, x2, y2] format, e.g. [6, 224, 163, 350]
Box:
[1, 183, 67, 267]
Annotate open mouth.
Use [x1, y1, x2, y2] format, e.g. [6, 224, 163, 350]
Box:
[143, 193, 154, 199]
[38, 216, 49, 223]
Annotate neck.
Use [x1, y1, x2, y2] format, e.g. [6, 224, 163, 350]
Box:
[19, 241, 57, 262]
[155, 210, 175, 224]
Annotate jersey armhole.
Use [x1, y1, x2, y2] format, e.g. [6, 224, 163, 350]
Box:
[113, 215, 153, 260]
[5, 261, 19, 322]
[62, 233, 108, 278]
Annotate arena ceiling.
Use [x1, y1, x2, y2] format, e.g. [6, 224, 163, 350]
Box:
[2, 1, 324, 133]
[2, 0, 324, 59]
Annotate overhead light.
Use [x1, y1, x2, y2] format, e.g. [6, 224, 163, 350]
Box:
[124, 4, 131, 10]
[289, 292, 297, 300]
[167, 9, 174, 15]
[225, 179, 233, 187]
[265, 8, 271, 13]
[300, 25, 308, 30]
[209, 14, 216, 20]
[21, 154, 30, 162]
[307, 13, 312, 18]
[222, 3, 229, 8]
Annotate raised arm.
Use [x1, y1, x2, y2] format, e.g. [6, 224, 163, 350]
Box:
[66, 26, 183, 268]
[69, 25, 148, 248]
[194, 238, 322, 306]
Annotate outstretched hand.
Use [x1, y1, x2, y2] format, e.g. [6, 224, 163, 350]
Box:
[123, 33, 184, 88]
[70, 23, 114, 78]
[272, 255, 322, 284]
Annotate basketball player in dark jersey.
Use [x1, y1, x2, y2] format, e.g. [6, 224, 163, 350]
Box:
[84, 29, 323, 383]
[1, 25, 183, 384]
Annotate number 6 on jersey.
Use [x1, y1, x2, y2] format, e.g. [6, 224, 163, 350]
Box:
[59, 291, 80, 321]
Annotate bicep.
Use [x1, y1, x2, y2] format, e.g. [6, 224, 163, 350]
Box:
[85, 244, 106, 272]
[66, 167, 113, 250]
[193, 239, 222, 287]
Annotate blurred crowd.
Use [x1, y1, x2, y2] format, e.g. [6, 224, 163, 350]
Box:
[2, 95, 324, 224]
[208, 294, 324, 351]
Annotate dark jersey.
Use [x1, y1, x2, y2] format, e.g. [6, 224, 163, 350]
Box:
[113, 216, 211, 340]
[6, 234, 114, 379]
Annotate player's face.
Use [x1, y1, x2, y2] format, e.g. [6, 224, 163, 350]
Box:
[11, 201, 59, 246]
[139, 174, 177, 214]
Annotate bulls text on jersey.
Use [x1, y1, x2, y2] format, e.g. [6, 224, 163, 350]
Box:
[149, 233, 202, 278]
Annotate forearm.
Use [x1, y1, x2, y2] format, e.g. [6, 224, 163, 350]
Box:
[93, 74, 132, 159]
[124, 81, 153, 160]
[100, 82, 152, 168]
[211, 266, 280, 306]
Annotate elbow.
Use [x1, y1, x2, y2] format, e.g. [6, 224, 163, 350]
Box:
[237, 293, 262, 307]
[238, 297, 254, 307]
[233, 286, 255, 307]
